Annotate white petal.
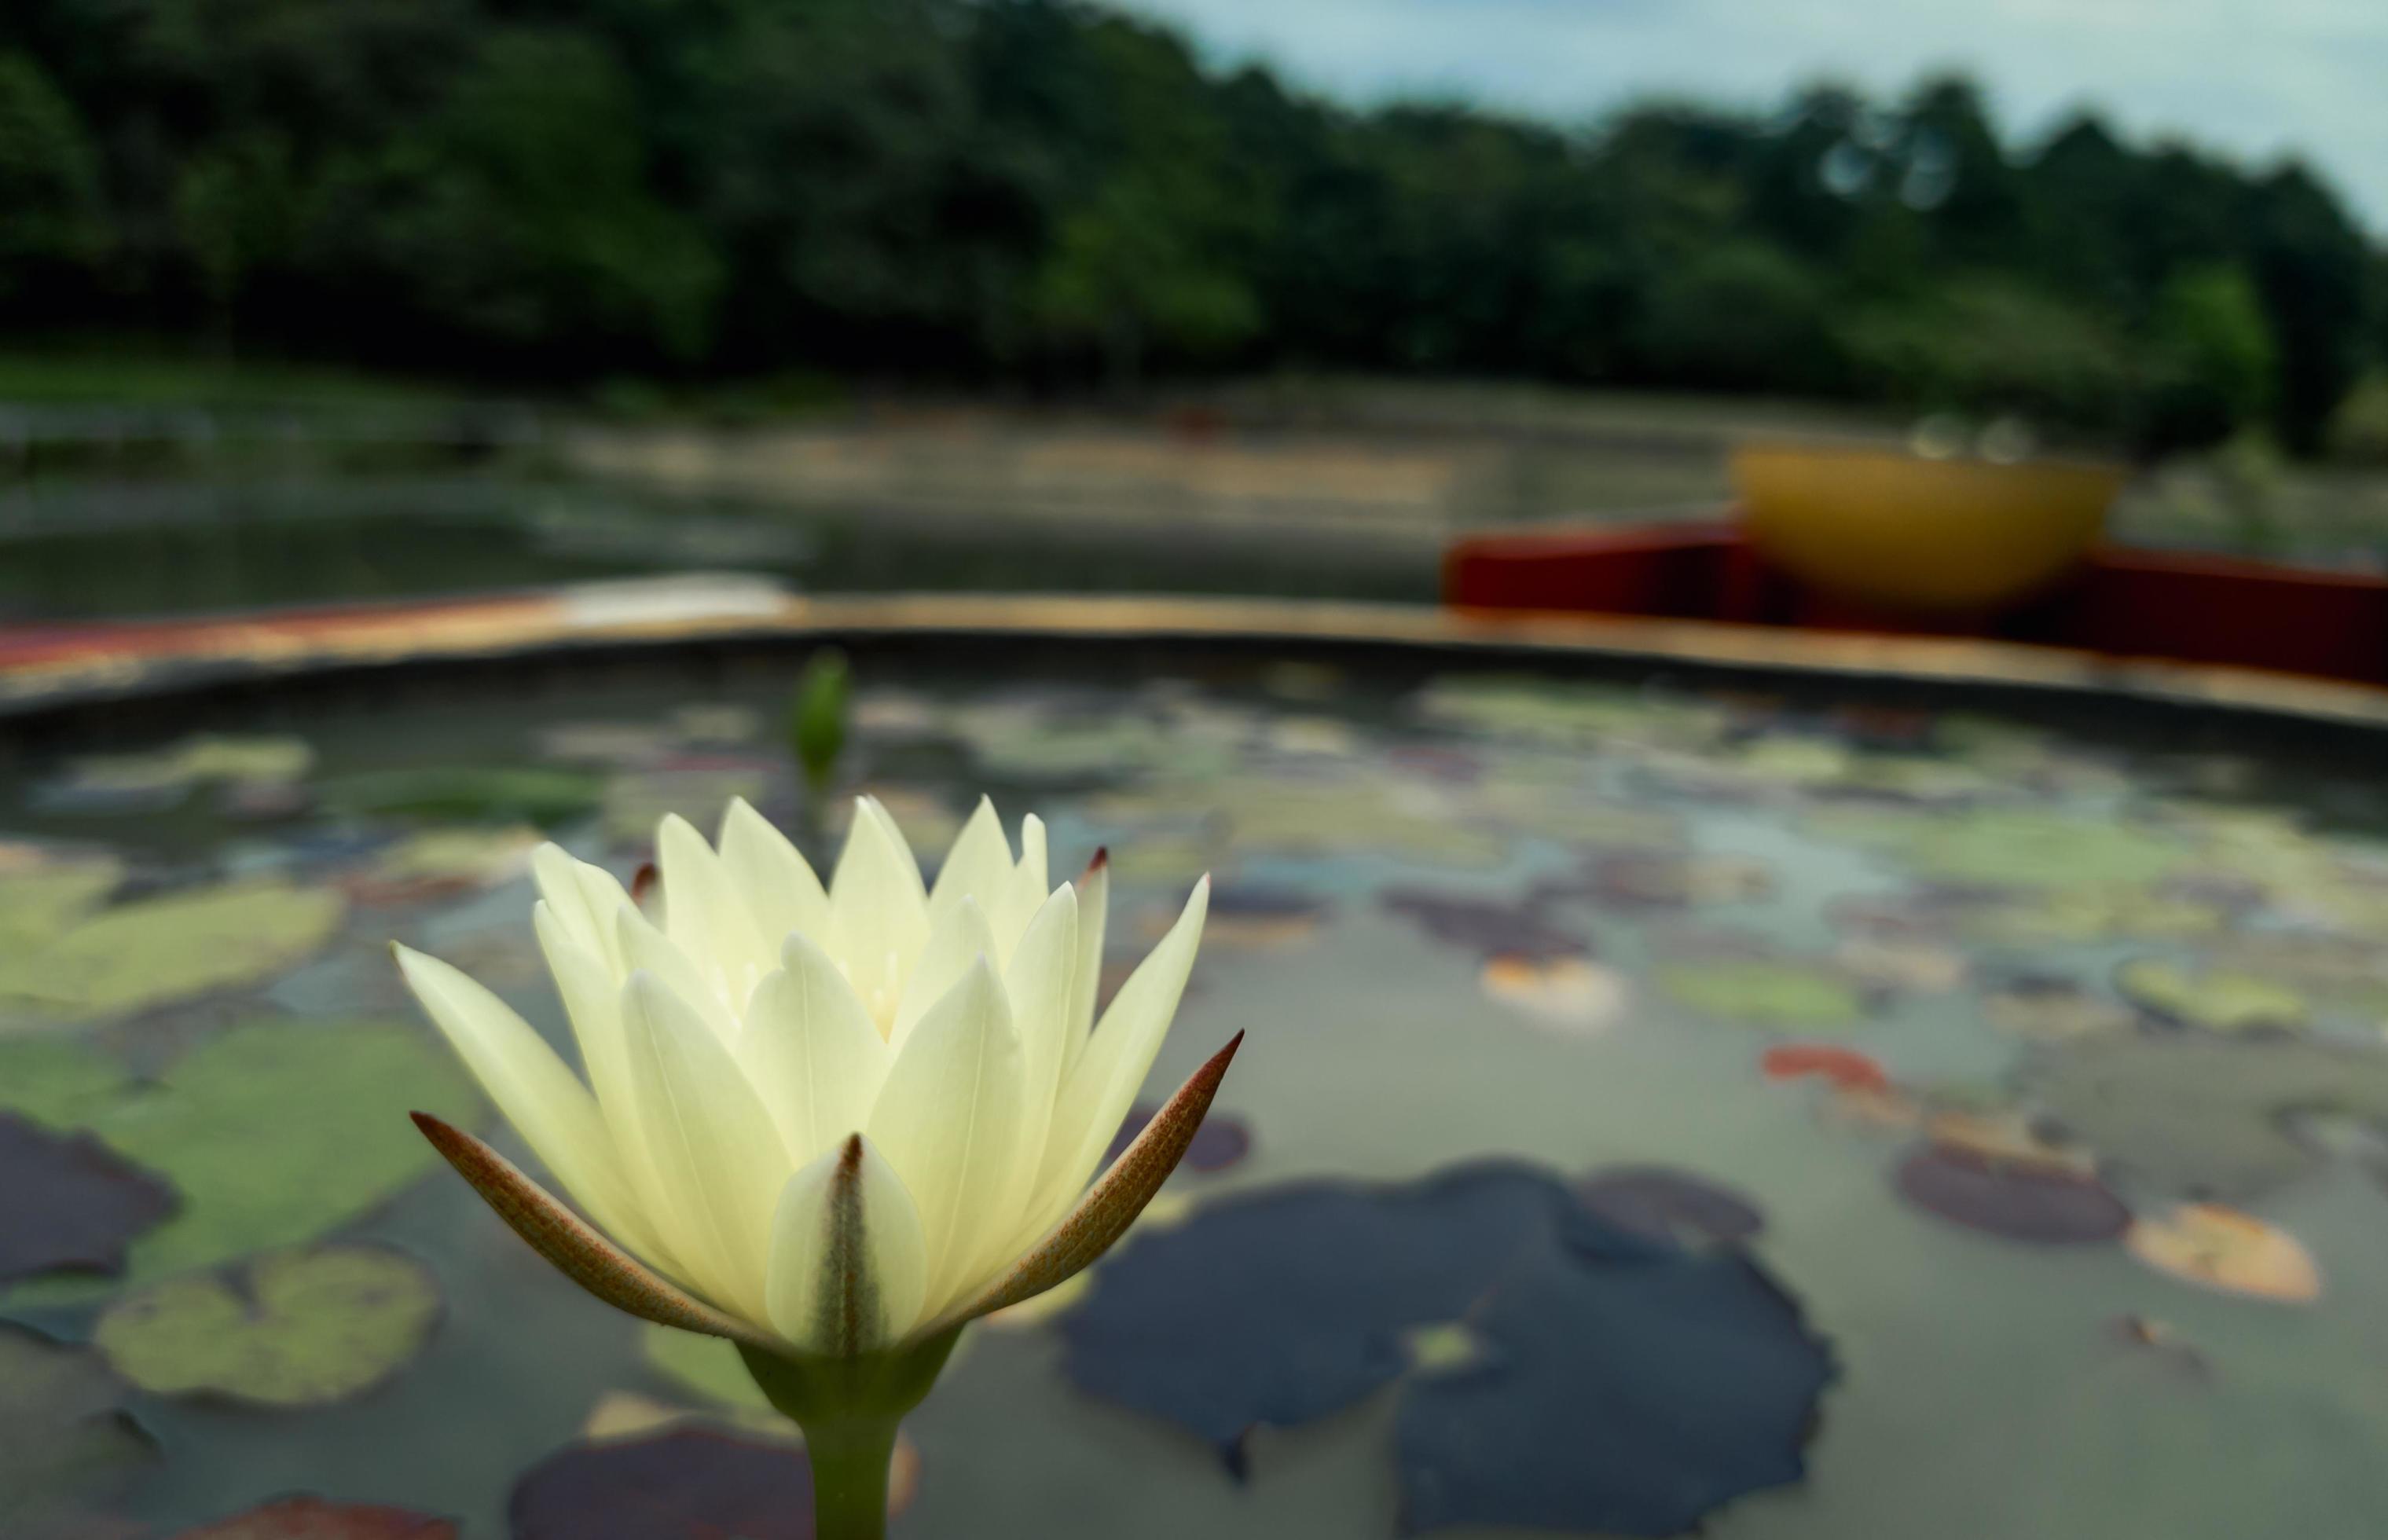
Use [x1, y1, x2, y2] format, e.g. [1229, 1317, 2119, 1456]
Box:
[764, 1135, 930, 1354]
[620, 972, 790, 1319]
[890, 893, 995, 1047]
[828, 797, 929, 1019]
[991, 815, 1050, 954]
[1061, 854, 1110, 1080]
[718, 798, 831, 948]
[740, 933, 890, 1165]
[1006, 884, 1079, 1176]
[1034, 877, 1207, 1211]
[658, 812, 773, 1004]
[532, 845, 602, 953]
[395, 944, 645, 1247]
[537, 904, 673, 1226]
[616, 904, 739, 1045]
[866, 957, 1029, 1308]
[926, 797, 1011, 933]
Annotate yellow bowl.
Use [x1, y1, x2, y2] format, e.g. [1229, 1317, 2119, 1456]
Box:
[1731, 443, 2122, 613]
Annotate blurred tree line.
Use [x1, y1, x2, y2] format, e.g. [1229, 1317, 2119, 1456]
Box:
[0, 0, 2380, 453]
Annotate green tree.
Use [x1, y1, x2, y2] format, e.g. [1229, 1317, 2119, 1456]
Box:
[2137, 264, 2276, 451]
[0, 50, 105, 299]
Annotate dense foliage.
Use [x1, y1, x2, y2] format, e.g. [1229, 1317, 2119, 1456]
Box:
[1, 0, 2379, 451]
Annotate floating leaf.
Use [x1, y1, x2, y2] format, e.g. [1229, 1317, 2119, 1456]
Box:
[0, 1019, 482, 1288]
[1923, 1110, 2096, 1175]
[2126, 1204, 2322, 1301]
[1061, 1161, 1832, 1534]
[602, 764, 773, 846]
[1983, 978, 2137, 1042]
[1197, 887, 1330, 948]
[1657, 955, 1868, 1032]
[343, 827, 542, 906]
[1415, 678, 1728, 753]
[510, 1426, 919, 1539]
[1832, 937, 1968, 992]
[1575, 1167, 1764, 1248]
[1479, 955, 1629, 1034]
[1894, 1146, 2130, 1245]
[1104, 1104, 1252, 1175]
[641, 1323, 770, 1413]
[96, 1245, 441, 1406]
[1381, 889, 1584, 961]
[1761, 1043, 1890, 1093]
[2115, 959, 2309, 1032]
[0, 851, 123, 951]
[0, 1113, 179, 1283]
[320, 767, 603, 827]
[1543, 852, 1773, 911]
[0, 1324, 159, 1533]
[1840, 811, 2189, 891]
[2032, 1037, 2388, 1200]
[170, 1495, 457, 1538]
[0, 880, 347, 1024]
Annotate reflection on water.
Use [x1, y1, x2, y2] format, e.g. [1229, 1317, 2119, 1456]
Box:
[0, 475, 1436, 620]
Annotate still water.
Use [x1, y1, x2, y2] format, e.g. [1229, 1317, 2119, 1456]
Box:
[6, 647, 2388, 1536]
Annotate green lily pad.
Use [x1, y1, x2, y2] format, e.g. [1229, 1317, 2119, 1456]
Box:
[0, 1019, 482, 1289]
[1984, 979, 2137, 1042]
[1837, 810, 2190, 891]
[95, 1245, 441, 1406]
[0, 1323, 160, 1533]
[319, 767, 604, 827]
[2033, 1036, 2388, 1199]
[641, 1323, 770, 1413]
[174, 1495, 459, 1538]
[0, 851, 123, 952]
[1415, 677, 1729, 752]
[1656, 954, 1869, 1032]
[2115, 959, 2309, 1032]
[600, 764, 772, 846]
[0, 880, 347, 1025]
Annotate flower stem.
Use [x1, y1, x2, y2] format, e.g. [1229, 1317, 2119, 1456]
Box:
[803, 1414, 901, 1540]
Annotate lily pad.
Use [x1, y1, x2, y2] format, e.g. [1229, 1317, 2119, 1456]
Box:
[0, 1019, 482, 1287]
[0, 850, 123, 951]
[1894, 1146, 2131, 1245]
[171, 1496, 458, 1538]
[1479, 955, 1630, 1034]
[1832, 937, 1968, 992]
[1198, 887, 1331, 948]
[2115, 959, 2309, 1032]
[0, 1113, 179, 1282]
[2032, 1036, 2388, 1199]
[343, 827, 542, 906]
[2125, 1204, 2322, 1301]
[1761, 1043, 1890, 1093]
[320, 767, 603, 827]
[602, 763, 772, 846]
[1381, 889, 1585, 961]
[1104, 1104, 1253, 1174]
[96, 1245, 442, 1406]
[1658, 954, 1868, 1032]
[1060, 1161, 1833, 1534]
[1544, 852, 1773, 911]
[0, 1324, 160, 1533]
[510, 1425, 919, 1539]
[1575, 1167, 1765, 1248]
[1984, 978, 2137, 1042]
[1843, 811, 2190, 891]
[641, 1323, 770, 1413]
[0, 879, 347, 1024]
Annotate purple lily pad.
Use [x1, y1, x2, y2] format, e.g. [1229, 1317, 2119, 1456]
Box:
[511, 1429, 814, 1540]
[174, 1495, 460, 1537]
[1104, 1104, 1253, 1174]
[0, 1113, 180, 1283]
[1060, 1163, 1833, 1533]
[1576, 1166, 1766, 1248]
[1894, 1146, 2131, 1245]
[1379, 889, 1586, 961]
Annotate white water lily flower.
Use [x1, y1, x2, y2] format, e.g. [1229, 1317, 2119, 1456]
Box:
[396, 795, 1233, 1362]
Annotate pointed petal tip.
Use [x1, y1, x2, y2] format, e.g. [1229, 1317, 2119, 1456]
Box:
[1085, 846, 1110, 876]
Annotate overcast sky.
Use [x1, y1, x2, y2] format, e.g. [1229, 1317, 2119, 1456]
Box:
[1108, 0, 2388, 231]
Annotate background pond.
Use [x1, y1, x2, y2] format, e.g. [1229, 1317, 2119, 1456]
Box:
[6, 651, 2388, 1538]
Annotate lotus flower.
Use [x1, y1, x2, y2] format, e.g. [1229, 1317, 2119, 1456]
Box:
[394, 796, 1233, 1532]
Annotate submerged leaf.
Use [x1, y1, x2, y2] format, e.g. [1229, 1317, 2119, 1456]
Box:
[0, 1324, 160, 1531]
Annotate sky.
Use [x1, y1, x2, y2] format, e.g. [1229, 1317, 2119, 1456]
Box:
[1108, 0, 2388, 232]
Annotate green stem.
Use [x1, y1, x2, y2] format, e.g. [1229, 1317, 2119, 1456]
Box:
[802, 1414, 901, 1540]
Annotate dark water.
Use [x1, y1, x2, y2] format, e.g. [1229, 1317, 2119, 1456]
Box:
[0, 475, 1435, 620]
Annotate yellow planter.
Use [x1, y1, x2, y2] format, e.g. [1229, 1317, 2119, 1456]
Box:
[1732, 443, 2122, 613]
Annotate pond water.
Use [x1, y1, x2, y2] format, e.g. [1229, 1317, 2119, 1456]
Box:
[6, 651, 2388, 1538]
[0, 476, 1433, 621]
